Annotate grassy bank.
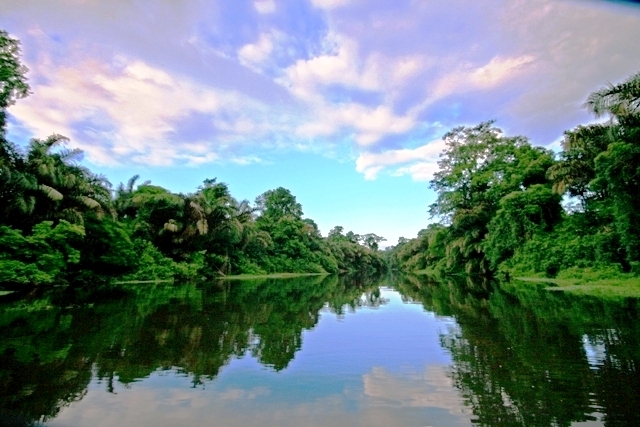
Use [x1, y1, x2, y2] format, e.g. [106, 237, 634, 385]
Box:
[514, 271, 640, 299]
[408, 265, 640, 299]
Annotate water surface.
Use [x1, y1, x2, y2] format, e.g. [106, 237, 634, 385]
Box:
[1, 275, 639, 426]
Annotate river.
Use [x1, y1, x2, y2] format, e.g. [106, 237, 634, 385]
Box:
[1, 274, 638, 426]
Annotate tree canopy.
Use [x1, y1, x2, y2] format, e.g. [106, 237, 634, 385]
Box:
[389, 71, 640, 280]
[0, 32, 386, 289]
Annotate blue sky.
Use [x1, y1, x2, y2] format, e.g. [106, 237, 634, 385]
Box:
[2, 0, 640, 246]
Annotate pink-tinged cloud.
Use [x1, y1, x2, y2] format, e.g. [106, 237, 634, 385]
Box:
[356, 139, 446, 180]
[2, 0, 640, 177]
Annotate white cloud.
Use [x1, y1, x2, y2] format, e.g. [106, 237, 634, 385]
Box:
[428, 55, 536, 104]
[230, 155, 266, 165]
[355, 139, 446, 180]
[280, 34, 420, 145]
[310, 0, 352, 10]
[349, 106, 415, 146]
[254, 0, 276, 14]
[9, 53, 281, 166]
[280, 34, 428, 102]
[295, 102, 416, 146]
[238, 33, 274, 69]
[184, 151, 220, 166]
[392, 56, 424, 82]
[280, 35, 379, 98]
[470, 55, 535, 89]
[5, 0, 640, 177]
[495, 0, 640, 140]
[392, 162, 440, 182]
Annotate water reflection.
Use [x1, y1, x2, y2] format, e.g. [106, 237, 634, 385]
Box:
[0, 275, 385, 425]
[0, 274, 639, 426]
[396, 274, 640, 427]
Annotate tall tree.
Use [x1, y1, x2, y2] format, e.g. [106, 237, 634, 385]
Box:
[585, 71, 640, 121]
[583, 72, 640, 261]
[0, 30, 30, 154]
[0, 30, 33, 223]
[429, 121, 556, 274]
[255, 187, 303, 222]
[547, 124, 611, 205]
[24, 135, 113, 227]
[361, 233, 386, 251]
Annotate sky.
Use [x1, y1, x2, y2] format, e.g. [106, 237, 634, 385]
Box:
[2, 0, 640, 247]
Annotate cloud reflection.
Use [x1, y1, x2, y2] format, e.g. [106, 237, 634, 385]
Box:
[46, 364, 473, 427]
[363, 365, 470, 421]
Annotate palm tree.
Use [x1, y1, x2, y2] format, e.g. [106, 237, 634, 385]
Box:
[584, 72, 640, 120]
[546, 124, 611, 203]
[582, 72, 640, 262]
[24, 134, 113, 226]
[114, 174, 141, 220]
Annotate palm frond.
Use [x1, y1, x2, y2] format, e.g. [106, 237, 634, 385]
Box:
[127, 175, 140, 192]
[44, 134, 70, 148]
[196, 218, 208, 235]
[584, 72, 640, 118]
[164, 220, 179, 233]
[39, 184, 63, 201]
[60, 208, 84, 225]
[16, 195, 35, 215]
[58, 148, 84, 163]
[78, 195, 101, 209]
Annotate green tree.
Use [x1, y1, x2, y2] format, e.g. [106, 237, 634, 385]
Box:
[327, 225, 345, 240]
[361, 233, 386, 251]
[545, 72, 640, 265]
[0, 30, 34, 223]
[255, 187, 303, 221]
[24, 135, 113, 227]
[428, 121, 556, 274]
[251, 188, 344, 273]
[114, 174, 143, 220]
[584, 73, 640, 261]
[0, 220, 85, 286]
[485, 184, 562, 269]
[345, 230, 360, 244]
[0, 30, 30, 151]
[190, 179, 255, 274]
[547, 124, 611, 205]
[585, 71, 640, 119]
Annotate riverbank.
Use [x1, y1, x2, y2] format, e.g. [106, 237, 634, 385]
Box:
[216, 272, 330, 280]
[409, 266, 640, 299]
[514, 275, 640, 299]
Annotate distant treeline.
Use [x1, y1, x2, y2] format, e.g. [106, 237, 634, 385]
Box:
[388, 71, 640, 280]
[0, 30, 386, 288]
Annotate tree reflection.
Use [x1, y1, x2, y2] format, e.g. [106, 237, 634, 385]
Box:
[396, 275, 640, 427]
[0, 274, 385, 424]
[4, 273, 638, 427]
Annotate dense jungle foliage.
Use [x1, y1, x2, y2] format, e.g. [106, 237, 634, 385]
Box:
[388, 71, 640, 283]
[0, 31, 386, 289]
[3, 27, 640, 289]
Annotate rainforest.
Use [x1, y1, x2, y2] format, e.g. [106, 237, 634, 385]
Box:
[387, 79, 640, 297]
[2, 26, 640, 427]
[2, 30, 640, 292]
